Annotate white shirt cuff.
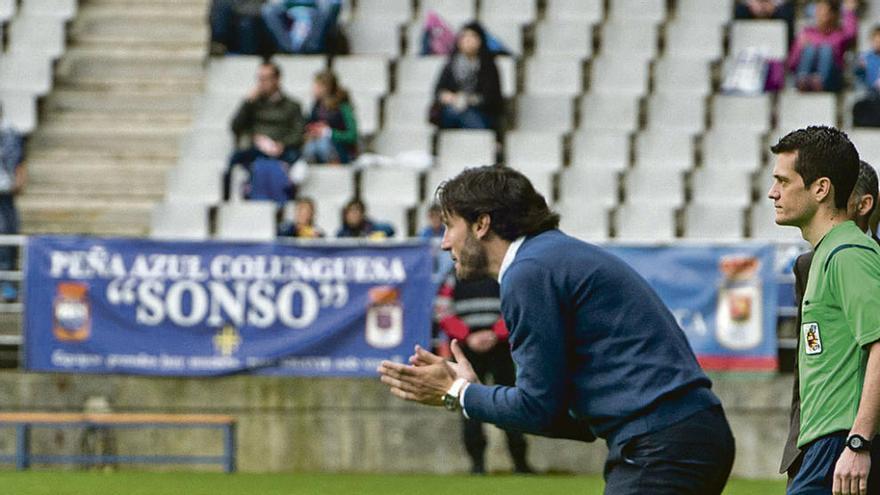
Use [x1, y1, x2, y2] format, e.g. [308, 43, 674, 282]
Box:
[460, 382, 470, 419]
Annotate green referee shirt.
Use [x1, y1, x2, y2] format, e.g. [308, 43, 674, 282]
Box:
[798, 221, 880, 448]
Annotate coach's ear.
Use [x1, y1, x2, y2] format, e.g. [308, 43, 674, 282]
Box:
[472, 213, 492, 240]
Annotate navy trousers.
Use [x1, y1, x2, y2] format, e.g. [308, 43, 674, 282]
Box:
[787, 432, 880, 495]
[603, 406, 735, 495]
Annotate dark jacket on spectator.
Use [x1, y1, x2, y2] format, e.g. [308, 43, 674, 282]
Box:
[231, 93, 305, 149]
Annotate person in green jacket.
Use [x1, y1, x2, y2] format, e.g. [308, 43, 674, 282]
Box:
[302, 71, 358, 164]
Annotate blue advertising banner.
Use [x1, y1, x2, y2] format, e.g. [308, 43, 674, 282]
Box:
[24, 236, 434, 377]
[606, 244, 779, 371]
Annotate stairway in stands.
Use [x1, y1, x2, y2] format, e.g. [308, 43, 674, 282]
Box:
[20, 0, 209, 236]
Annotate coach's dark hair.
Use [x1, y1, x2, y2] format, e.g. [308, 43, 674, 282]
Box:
[770, 126, 860, 210]
[855, 160, 879, 218]
[436, 165, 559, 241]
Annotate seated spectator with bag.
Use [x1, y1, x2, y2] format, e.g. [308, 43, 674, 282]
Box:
[302, 71, 358, 164]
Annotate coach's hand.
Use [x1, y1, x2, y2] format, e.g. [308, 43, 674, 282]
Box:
[833, 448, 870, 495]
[378, 340, 479, 406]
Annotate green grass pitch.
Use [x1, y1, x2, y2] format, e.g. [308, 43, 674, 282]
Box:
[0, 472, 786, 494]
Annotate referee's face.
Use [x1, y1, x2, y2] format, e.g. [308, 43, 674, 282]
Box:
[768, 151, 815, 227]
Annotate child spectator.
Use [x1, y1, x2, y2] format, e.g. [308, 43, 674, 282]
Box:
[430, 22, 503, 131]
[301, 71, 358, 164]
[278, 197, 325, 238]
[787, 0, 858, 92]
[336, 199, 395, 239]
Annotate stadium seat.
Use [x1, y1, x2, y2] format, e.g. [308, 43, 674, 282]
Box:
[0, 0, 15, 23]
[363, 201, 410, 238]
[21, 0, 76, 20]
[730, 20, 788, 59]
[848, 129, 880, 162]
[609, 0, 666, 24]
[589, 56, 650, 96]
[524, 56, 584, 96]
[558, 167, 620, 207]
[8, 15, 66, 60]
[664, 22, 725, 62]
[516, 169, 555, 201]
[570, 131, 631, 173]
[361, 167, 422, 207]
[178, 131, 234, 163]
[354, 0, 413, 26]
[349, 92, 380, 136]
[675, 0, 734, 25]
[216, 202, 278, 242]
[504, 131, 564, 173]
[691, 168, 753, 207]
[164, 166, 224, 204]
[579, 93, 639, 133]
[345, 19, 402, 56]
[653, 58, 712, 96]
[206, 56, 262, 95]
[615, 203, 677, 242]
[556, 200, 610, 242]
[275, 55, 327, 95]
[314, 198, 347, 237]
[701, 129, 763, 172]
[1, 92, 37, 134]
[634, 131, 695, 172]
[496, 56, 517, 98]
[534, 21, 593, 59]
[383, 93, 433, 131]
[515, 95, 574, 133]
[437, 130, 496, 169]
[710, 94, 772, 134]
[683, 203, 746, 241]
[416, 0, 476, 26]
[192, 94, 240, 131]
[373, 128, 434, 157]
[150, 202, 210, 240]
[646, 94, 706, 134]
[624, 168, 684, 207]
[599, 21, 658, 62]
[750, 202, 804, 242]
[480, 20, 524, 56]
[0, 54, 52, 96]
[479, 0, 537, 25]
[777, 92, 837, 132]
[395, 56, 446, 95]
[298, 165, 356, 205]
[332, 56, 389, 96]
[545, 0, 603, 25]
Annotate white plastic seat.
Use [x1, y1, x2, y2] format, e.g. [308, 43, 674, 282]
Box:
[383, 93, 433, 130]
[298, 165, 356, 204]
[0, 54, 52, 96]
[515, 168, 555, 201]
[164, 166, 224, 204]
[206, 56, 262, 95]
[624, 168, 684, 207]
[8, 15, 66, 60]
[664, 21, 725, 62]
[589, 56, 650, 96]
[546, 0, 603, 25]
[615, 203, 677, 242]
[609, 0, 666, 23]
[653, 58, 712, 96]
[675, 0, 733, 25]
[524, 56, 583, 96]
[396, 56, 446, 95]
[479, 0, 537, 25]
[556, 200, 610, 242]
[316, 198, 348, 237]
[848, 129, 880, 162]
[600, 21, 658, 62]
[1, 92, 37, 134]
[777, 92, 837, 131]
[497, 56, 517, 98]
[332, 56, 389, 96]
[750, 202, 804, 242]
[349, 92, 379, 136]
[516, 95, 574, 132]
[683, 203, 745, 241]
[362, 167, 422, 206]
[570, 131, 631, 173]
[0, 0, 16, 22]
[646, 94, 706, 134]
[702, 129, 763, 172]
[437, 130, 496, 169]
[275, 55, 327, 95]
[481, 21, 523, 56]
[192, 93, 240, 131]
[373, 128, 434, 157]
[21, 0, 76, 20]
[580, 93, 639, 132]
[504, 131, 564, 174]
[345, 19, 402, 56]
[711, 94, 772, 134]
[730, 20, 788, 59]
[691, 168, 753, 207]
[216, 202, 277, 241]
[534, 21, 593, 59]
[558, 167, 619, 207]
[178, 131, 234, 163]
[635, 131, 695, 172]
[355, 0, 413, 26]
[150, 202, 211, 240]
[417, 0, 476, 26]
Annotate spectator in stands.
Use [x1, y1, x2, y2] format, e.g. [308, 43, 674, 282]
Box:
[225, 61, 305, 200]
[0, 105, 25, 302]
[336, 199, 395, 239]
[734, 1, 796, 44]
[787, 0, 857, 92]
[209, 0, 273, 56]
[434, 272, 533, 475]
[431, 22, 504, 131]
[261, 0, 342, 54]
[853, 25, 880, 126]
[302, 72, 358, 164]
[419, 203, 445, 239]
[278, 197, 325, 237]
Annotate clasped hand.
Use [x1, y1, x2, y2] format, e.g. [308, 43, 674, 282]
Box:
[377, 340, 479, 406]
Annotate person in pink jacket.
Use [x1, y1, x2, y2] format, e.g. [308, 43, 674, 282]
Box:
[788, 0, 858, 92]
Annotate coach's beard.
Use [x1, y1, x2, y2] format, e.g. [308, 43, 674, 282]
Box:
[455, 231, 489, 281]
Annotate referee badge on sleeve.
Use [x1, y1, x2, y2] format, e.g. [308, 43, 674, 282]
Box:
[803, 322, 822, 355]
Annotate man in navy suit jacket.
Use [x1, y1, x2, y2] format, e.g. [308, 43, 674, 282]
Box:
[379, 166, 735, 494]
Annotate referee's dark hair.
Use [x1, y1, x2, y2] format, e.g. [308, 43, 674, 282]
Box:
[770, 125, 860, 210]
[854, 160, 879, 218]
[436, 165, 560, 242]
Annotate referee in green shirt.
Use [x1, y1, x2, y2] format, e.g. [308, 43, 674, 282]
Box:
[768, 126, 880, 495]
